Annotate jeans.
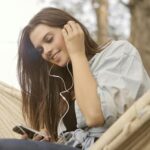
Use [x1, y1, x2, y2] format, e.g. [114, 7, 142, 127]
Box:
[0, 139, 79, 150]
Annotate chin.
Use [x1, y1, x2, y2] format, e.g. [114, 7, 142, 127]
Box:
[58, 58, 70, 67]
[57, 60, 70, 67]
[54, 62, 65, 67]
[58, 63, 67, 67]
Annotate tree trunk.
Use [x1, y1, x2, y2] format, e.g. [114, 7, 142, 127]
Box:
[129, 0, 150, 75]
[92, 0, 109, 44]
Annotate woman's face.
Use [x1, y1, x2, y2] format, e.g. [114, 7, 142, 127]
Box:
[29, 24, 70, 67]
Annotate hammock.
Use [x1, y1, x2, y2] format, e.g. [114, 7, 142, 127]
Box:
[0, 81, 25, 138]
[90, 90, 150, 150]
[0, 81, 150, 149]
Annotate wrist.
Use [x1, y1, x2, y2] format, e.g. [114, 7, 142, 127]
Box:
[70, 52, 86, 60]
[70, 53, 88, 66]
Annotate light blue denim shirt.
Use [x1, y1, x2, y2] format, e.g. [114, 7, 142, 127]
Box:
[62, 40, 150, 149]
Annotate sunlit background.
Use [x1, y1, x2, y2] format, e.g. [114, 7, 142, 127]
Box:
[0, 0, 47, 89]
[0, 0, 130, 89]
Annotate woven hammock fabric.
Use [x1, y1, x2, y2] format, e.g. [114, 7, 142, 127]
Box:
[90, 91, 150, 150]
[1, 81, 150, 150]
[0, 82, 25, 138]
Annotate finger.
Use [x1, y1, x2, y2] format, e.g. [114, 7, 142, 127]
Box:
[33, 134, 44, 141]
[63, 24, 72, 35]
[67, 21, 78, 33]
[39, 129, 51, 141]
[40, 136, 51, 142]
[21, 133, 28, 139]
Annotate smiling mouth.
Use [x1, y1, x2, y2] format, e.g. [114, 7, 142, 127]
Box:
[51, 49, 61, 60]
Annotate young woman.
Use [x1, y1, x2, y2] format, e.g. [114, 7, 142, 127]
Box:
[15, 7, 150, 149]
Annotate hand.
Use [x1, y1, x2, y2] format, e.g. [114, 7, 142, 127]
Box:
[21, 130, 51, 142]
[62, 21, 86, 59]
[33, 130, 51, 142]
[21, 133, 28, 140]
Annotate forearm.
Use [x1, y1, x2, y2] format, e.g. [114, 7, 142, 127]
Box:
[71, 54, 104, 127]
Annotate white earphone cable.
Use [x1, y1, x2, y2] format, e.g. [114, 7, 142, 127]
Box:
[48, 61, 74, 140]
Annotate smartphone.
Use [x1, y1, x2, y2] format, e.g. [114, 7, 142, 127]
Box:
[12, 125, 44, 139]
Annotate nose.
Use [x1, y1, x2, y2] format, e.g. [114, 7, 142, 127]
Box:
[42, 44, 52, 59]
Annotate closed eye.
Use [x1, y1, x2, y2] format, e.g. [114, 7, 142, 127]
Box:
[45, 36, 53, 43]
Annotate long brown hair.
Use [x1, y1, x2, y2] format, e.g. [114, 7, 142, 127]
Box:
[17, 7, 103, 141]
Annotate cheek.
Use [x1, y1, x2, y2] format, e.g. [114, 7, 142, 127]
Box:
[57, 35, 66, 48]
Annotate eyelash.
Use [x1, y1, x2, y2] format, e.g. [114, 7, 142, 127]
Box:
[46, 36, 53, 43]
[36, 36, 54, 54]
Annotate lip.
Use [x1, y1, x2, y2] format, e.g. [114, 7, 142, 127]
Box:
[51, 50, 61, 60]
